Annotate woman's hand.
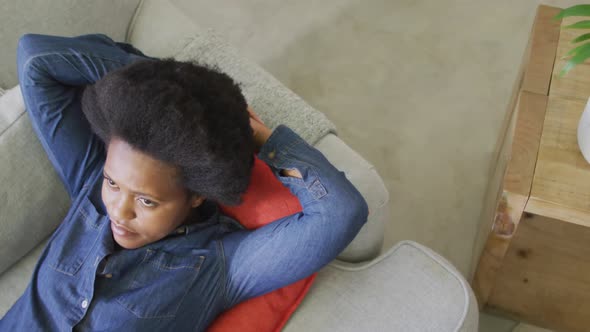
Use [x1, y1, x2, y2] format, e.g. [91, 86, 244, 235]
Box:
[247, 106, 301, 178]
[247, 106, 272, 149]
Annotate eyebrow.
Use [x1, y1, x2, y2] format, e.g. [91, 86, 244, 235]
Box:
[103, 170, 164, 202]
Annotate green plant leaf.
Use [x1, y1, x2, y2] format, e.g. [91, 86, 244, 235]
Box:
[555, 5, 590, 19]
[572, 32, 590, 43]
[560, 60, 578, 77]
[567, 41, 590, 56]
[563, 20, 590, 29]
[559, 45, 590, 76]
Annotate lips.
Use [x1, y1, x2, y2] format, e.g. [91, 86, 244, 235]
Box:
[110, 220, 137, 237]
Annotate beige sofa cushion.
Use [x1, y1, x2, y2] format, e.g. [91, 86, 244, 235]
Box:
[126, 0, 201, 59]
[0, 86, 24, 131]
[174, 33, 336, 145]
[0, 86, 69, 275]
[0, 0, 141, 87]
[0, 238, 48, 317]
[284, 241, 479, 332]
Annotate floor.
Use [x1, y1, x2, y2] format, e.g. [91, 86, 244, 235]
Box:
[172, 0, 585, 330]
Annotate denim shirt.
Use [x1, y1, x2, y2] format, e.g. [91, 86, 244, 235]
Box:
[0, 34, 368, 332]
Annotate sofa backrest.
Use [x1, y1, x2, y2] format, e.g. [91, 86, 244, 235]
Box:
[0, 86, 71, 275]
[0, 0, 140, 274]
[0, 0, 141, 87]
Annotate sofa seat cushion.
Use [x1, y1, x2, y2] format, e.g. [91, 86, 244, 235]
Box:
[283, 241, 479, 332]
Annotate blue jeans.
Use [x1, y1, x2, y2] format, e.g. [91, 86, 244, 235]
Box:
[2, 33, 369, 331]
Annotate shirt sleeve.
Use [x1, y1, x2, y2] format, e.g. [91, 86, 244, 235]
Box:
[16, 33, 147, 199]
[221, 125, 369, 308]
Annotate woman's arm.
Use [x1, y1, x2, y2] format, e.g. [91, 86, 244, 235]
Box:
[222, 115, 369, 308]
[16, 33, 146, 199]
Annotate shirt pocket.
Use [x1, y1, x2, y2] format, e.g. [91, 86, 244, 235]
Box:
[46, 195, 103, 276]
[115, 249, 206, 319]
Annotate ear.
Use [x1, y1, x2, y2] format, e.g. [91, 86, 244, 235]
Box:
[189, 194, 205, 208]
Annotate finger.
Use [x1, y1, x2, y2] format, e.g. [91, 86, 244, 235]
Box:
[249, 118, 259, 135]
[247, 106, 265, 124]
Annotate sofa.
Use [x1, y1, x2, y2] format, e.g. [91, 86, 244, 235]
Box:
[0, 0, 478, 331]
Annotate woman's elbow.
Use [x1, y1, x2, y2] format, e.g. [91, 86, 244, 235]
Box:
[326, 171, 369, 229]
[16, 33, 40, 79]
[16, 33, 55, 81]
[349, 190, 369, 230]
[333, 184, 369, 233]
[323, 190, 368, 258]
[17, 34, 38, 62]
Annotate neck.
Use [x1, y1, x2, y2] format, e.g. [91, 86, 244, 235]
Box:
[183, 207, 201, 225]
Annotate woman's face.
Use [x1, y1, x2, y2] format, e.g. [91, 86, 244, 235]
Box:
[102, 138, 204, 249]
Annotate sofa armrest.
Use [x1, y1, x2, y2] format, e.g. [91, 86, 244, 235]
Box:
[283, 241, 479, 332]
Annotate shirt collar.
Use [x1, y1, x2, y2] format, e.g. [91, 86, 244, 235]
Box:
[171, 199, 220, 236]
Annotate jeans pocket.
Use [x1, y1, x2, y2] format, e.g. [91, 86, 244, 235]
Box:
[115, 249, 206, 319]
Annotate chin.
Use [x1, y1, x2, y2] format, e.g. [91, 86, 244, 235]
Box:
[110, 220, 144, 249]
[113, 236, 142, 249]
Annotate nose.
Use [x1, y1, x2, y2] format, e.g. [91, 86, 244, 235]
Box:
[110, 194, 136, 223]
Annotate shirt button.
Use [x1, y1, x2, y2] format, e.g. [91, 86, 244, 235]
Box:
[81, 299, 89, 309]
[105, 273, 113, 279]
[268, 151, 276, 159]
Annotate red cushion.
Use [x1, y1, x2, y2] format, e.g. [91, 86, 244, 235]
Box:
[208, 156, 316, 332]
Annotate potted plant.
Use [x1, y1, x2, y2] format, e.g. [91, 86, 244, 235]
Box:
[555, 5, 590, 163]
[555, 5, 590, 76]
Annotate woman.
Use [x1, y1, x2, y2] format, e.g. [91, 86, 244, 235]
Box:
[0, 33, 368, 331]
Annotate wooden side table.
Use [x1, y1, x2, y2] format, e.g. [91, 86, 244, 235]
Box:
[472, 5, 590, 332]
